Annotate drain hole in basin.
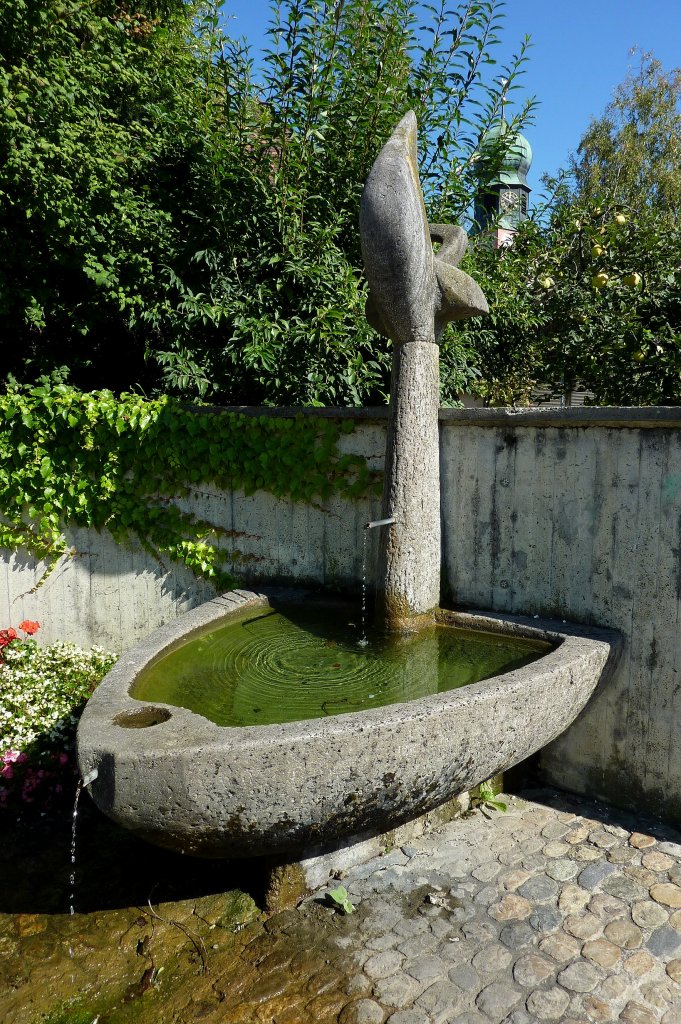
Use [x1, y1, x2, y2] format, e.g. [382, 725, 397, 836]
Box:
[115, 707, 171, 729]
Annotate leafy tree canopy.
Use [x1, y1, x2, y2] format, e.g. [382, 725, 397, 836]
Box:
[0, 0, 533, 405]
[570, 51, 681, 221]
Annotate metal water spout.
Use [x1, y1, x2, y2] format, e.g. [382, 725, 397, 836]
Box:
[360, 111, 488, 630]
[365, 517, 396, 529]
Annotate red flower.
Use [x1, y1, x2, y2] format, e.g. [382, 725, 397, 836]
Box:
[0, 628, 17, 649]
[19, 620, 40, 635]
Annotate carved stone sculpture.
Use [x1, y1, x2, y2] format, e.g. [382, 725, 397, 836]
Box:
[360, 111, 489, 628]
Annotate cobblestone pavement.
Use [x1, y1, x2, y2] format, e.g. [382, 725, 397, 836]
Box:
[310, 788, 681, 1024]
[5, 786, 681, 1023]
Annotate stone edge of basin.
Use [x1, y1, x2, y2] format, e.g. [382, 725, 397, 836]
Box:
[77, 588, 621, 858]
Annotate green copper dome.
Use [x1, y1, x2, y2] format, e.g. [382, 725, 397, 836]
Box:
[476, 122, 532, 187]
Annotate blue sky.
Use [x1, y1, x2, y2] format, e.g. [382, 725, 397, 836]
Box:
[220, 0, 681, 201]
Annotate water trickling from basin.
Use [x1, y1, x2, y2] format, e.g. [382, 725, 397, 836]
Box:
[131, 602, 549, 728]
[69, 779, 82, 916]
[359, 528, 369, 647]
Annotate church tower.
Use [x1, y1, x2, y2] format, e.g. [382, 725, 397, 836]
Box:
[472, 120, 532, 247]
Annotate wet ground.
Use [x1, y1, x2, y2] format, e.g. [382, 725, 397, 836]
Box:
[4, 788, 681, 1023]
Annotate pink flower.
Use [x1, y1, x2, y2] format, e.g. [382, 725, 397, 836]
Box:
[1, 765, 13, 780]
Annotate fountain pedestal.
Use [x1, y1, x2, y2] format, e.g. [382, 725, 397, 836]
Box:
[360, 111, 489, 629]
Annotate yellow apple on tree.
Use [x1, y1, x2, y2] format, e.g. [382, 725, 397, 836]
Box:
[614, 213, 627, 226]
[623, 272, 642, 288]
[591, 244, 604, 258]
[591, 272, 609, 289]
[538, 276, 554, 290]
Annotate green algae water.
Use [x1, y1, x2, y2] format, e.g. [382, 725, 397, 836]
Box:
[132, 603, 550, 727]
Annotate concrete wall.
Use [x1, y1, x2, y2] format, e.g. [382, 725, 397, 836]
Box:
[0, 414, 385, 652]
[440, 407, 681, 821]
[3, 405, 681, 819]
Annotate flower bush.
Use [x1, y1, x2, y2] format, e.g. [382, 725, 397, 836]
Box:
[0, 622, 117, 813]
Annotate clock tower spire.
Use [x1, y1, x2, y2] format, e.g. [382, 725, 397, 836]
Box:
[472, 114, 532, 247]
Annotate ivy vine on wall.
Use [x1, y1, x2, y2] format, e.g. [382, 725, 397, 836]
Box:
[0, 384, 380, 589]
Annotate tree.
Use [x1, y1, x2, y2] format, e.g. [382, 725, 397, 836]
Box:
[0, 0, 534, 405]
[451, 53, 681, 407]
[571, 52, 681, 220]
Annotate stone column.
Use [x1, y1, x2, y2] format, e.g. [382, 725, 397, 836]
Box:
[376, 340, 441, 629]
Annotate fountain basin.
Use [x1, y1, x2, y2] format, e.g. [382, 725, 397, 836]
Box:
[77, 588, 619, 857]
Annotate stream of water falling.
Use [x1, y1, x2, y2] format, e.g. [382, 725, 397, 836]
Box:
[359, 527, 369, 647]
[69, 779, 83, 916]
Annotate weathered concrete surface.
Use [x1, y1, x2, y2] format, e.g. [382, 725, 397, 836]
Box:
[77, 589, 616, 857]
[439, 411, 681, 821]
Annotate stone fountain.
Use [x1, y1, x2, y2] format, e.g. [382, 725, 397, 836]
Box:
[77, 115, 618, 860]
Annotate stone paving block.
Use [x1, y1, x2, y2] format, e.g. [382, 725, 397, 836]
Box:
[581, 938, 621, 968]
[578, 862, 616, 890]
[526, 985, 571, 1021]
[623, 950, 655, 977]
[414, 978, 463, 1017]
[488, 894, 533, 922]
[475, 980, 523, 1022]
[392, 916, 430, 938]
[546, 859, 581, 881]
[601, 874, 647, 902]
[560, 885, 591, 913]
[404, 953, 446, 983]
[604, 919, 643, 949]
[451, 1013, 487, 1024]
[512, 952, 554, 987]
[632, 899, 670, 928]
[461, 919, 499, 944]
[502, 870, 532, 891]
[596, 972, 630, 1001]
[588, 830, 620, 849]
[666, 957, 681, 981]
[564, 912, 602, 940]
[543, 841, 572, 858]
[364, 949, 405, 980]
[499, 921, 537, 951]
[338, 998, 387, 1024]
[646, 925, 681, 959]
[651, 883, 681, 908]
[662, 1012, 681, 1024]
[471, 943, 513, 975]
[609, 847, 640, 865]
[642, 976, 678, 1010]
[624, 866, 658, 887]
[475, 885, 500, 908]
[529, 907, 562, 934]
[570, 845, 604, 863]
[472, 863, 500, 882]
[557, 960, 603, 992]
[447, 963, 480, 992]
[630, 834, 657, 850]
[642, 851, 675, 871]
[517, 875, 560, 904]
[619, 1000, 658, 1023]
[367, 933, 401, 952]
[397, 931, 439, 958]
[588, 893, 628, 921]
[347, 974, 374, 996]
[372, 972, 422, 1009]
[580, 994, 613, 1021]
[385, 1010, 426, 1024]
[542, 821, 571, 840]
